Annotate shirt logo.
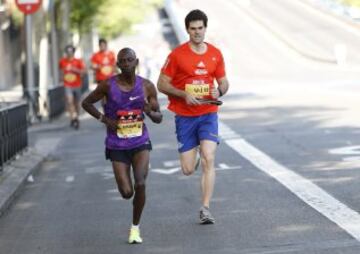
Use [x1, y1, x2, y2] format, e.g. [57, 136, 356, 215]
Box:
[129, 96, 140, 101]
[195, 69, 208, 75]
[197, 61, 205, 68]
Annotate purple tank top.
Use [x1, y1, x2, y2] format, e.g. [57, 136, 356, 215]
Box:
[104, 75, 150, 150]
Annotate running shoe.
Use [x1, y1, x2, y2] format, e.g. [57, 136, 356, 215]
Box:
[73, 119, 80, 130]
[128, 227, 143, 244]
[199, 206, 215, 224]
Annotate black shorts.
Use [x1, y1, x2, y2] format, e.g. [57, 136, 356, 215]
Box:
[105, 141, 152, 165]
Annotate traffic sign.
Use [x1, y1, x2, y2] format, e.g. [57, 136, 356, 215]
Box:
[15, 0, 42, 15]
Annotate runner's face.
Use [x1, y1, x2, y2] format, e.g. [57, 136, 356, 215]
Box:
[65, 48, 74, 58]
[117, 51, 137, 74]
[187, 20, 206, 45]
[99, 42, 107, 51]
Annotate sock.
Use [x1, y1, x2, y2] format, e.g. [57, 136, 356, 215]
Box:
[131, 224, 139, 230]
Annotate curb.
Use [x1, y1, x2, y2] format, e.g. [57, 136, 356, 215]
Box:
[0, 148, 45, 217]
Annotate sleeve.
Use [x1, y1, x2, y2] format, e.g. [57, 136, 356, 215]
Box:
[59, 58, 64, 70]
[111, 51, 116, 65]
[79, 59, 86, 70]
[161, 52, 177, 78]
[90, 53, 97, 64]
[214, 50, 226, 79]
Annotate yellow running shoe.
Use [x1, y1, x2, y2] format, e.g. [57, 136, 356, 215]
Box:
[128, 227, 143, 244]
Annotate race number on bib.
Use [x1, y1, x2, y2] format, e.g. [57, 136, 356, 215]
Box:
[185, 83, 210, 98]
[64, 73, 76, 83]
[101, 66, 112, 76]
[116, 110, 143, 138]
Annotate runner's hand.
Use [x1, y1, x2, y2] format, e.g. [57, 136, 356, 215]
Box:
[185, 93, 201, 105]
[103, 117, 118, 132]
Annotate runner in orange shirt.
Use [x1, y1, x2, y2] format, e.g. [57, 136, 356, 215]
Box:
[157, 9, 230, 224]
[91, 38, 116, 84]
[59, 45, 85, 129]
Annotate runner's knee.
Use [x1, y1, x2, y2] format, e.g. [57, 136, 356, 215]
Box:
[181, 165, 194, 175]
[134, 181, 145, 191]
[119, 188, 133, 199]
[201, 153, 215, 170]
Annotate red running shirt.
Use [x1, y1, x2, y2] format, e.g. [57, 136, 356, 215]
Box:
[91, 51, 116, 81]
[59, 57, 85, 88]
[161, 42, 226, 116]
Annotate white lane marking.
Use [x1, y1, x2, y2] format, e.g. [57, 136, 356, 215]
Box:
[220, 121, 360, 241]
[219, 163, 230, 169]
[101, 172, 114, 180]
[65, 176, 75, 182]
[343, 156, 360, 162]
[151, 164, 241, 174]
[329, 145, 360, 155]
[164, 160, 181, 167]
[152, 167, 181, 175]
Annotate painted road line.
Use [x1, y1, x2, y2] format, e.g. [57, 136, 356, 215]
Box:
[65, 176, 75, 183]
[219, 121, 360, 241]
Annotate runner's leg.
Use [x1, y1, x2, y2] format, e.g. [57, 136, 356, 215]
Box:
[180, 148, 199, 175]
[199, 140, 217, 208]
[112, 161, 133, 199]
[131, 150, 150, 225]
[65, 89, 75, 121]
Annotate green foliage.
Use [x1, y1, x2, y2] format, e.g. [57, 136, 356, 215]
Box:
[338, 0, 360, 7]
[96, 0, 164, 38]
[69, 0, 163, 37]
[70, 0, 104, 32]
[9, 2, 24, 27]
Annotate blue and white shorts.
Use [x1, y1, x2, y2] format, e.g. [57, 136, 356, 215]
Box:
[175, 113, 219, 153]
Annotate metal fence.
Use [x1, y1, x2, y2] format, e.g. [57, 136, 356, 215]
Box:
[0, 102, 28, 172]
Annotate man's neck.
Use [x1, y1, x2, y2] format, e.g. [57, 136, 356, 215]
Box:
[189, 41, 207, 54]
[120, 73, 136, 86]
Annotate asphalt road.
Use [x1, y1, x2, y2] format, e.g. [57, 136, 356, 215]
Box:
[1, 0, 360, 253]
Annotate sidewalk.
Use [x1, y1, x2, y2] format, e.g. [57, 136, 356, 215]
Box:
[0, 112, 71, 217]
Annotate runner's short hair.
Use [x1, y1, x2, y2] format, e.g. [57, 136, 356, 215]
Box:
[99, 38, 107, 45]
[65, 44, 75, 53]
[185, 9, 208, 29]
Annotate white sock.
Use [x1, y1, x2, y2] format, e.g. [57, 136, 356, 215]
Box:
[131, 224, 139, 230]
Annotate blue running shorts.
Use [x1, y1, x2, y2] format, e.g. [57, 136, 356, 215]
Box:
[175, 113, 219, 153]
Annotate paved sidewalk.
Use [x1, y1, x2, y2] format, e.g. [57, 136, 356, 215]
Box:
[0, 112, 71, 217]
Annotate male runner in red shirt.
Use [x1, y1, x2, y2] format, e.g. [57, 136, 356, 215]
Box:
[59, 45, 85, 129]
[157, 9, 229, 224]
[91, 38, 116, 84]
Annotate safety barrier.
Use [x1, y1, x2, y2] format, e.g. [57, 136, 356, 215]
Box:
[0, 102, 28, 172]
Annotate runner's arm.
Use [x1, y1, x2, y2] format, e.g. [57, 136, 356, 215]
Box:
[157, 73, 200, 105]
[144, 79, 162, 124]
[81, 81, 117, 131]
[215, 76, 229, 98]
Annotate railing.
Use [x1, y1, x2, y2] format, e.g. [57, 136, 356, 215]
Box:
[0, 102, 28, 172]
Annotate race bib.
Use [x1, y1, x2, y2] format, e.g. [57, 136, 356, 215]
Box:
[101, 66, 112, 76]
[116, 110, 143, 138]
[185, 83, 210, 98]
[64, 73, 76, 83]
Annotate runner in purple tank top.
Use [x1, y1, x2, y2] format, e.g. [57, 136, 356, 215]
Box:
[82, 48, 162, 244]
